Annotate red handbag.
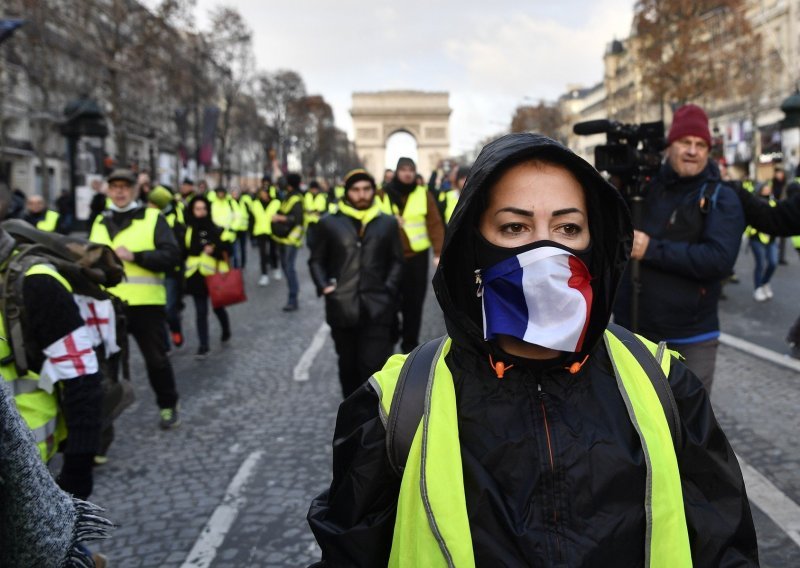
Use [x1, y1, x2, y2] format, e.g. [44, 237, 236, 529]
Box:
[205, 264, 247, 309]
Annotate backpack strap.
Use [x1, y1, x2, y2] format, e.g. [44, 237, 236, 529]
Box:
[607, 323, 682, 449]
[386, 336, 447, 476]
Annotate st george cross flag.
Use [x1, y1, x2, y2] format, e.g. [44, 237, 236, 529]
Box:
[481, 246, 593, 353]
[73, 295, 120, 356]
[38, 326, 99, 393]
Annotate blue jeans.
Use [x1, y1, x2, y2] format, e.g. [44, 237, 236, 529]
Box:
[749, 238, 778, 288]
[279, 244, 299, 305]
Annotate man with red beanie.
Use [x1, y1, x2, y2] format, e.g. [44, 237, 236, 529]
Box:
[613, 104, 745, 395]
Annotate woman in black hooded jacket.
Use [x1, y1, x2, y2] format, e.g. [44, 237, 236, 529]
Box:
[308, 133, 757, 567]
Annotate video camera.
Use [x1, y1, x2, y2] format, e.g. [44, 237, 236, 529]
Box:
[573, 119, 665, 196]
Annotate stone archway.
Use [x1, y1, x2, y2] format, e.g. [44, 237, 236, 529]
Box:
[350, 90, 451, 181]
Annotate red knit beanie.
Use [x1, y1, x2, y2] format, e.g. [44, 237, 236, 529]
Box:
[667, 104, 711, 146]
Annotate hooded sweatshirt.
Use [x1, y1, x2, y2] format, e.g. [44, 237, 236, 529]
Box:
[308, 134, 757, 567]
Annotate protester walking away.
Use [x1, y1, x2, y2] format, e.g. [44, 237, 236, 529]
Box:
[271, 172, 304, 312]
[0, 382, 113, 567]
[308, 133, 758, 567]
[386, 157, 444, 352]
[746, 182, 779, 301]
[308, 169, 403, 398]
[304, 180, 328, 249]
[23, 194, 60, 232]
[89, 169, 182, 429]
[251, 185, 281, 286]
[147, 185, 187, 348]
[183, 196, 232, 360]
[612, 104, 745, 396]
[259, 175, 282, 281]
[209, 186, 238, 262]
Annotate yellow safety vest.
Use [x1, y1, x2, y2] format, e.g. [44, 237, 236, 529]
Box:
[184, 227, 229, 278]
[233, 197, 250, 232]
[304, 192, 328, 226]
[210, 197, 237, 242]
[334, 185, 345, 200]
[3, 264, 70, 462]
[35, 210, 60, 232]
[747, 196, 777, 245]
[393, 186, 432, 252]
[369, 332, 691, 568]
[443, 191, 459, 224]
[89, 208, 167, 306]
[375, 191, 393, 215]
[251, 199, 281, 237]
[272, 194, 304, 247]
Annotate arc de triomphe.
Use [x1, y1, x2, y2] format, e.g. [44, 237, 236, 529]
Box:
[350, 91, 451, 180]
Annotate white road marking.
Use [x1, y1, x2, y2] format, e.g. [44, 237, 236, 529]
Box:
[181, 451, 264, 568]
[720, 333, 800, 373]
[738, 454, 800, 547]
[293, 323, 330, 381]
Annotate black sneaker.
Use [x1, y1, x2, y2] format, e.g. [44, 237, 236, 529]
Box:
[159, 407, 180, 429]
[195, 346, 209, 360]
[282, 303, 298, 312]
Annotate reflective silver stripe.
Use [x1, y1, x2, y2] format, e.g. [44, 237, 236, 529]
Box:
[368, 376, 387, 428]
[12, 379, 40, 396]
[31, 417, 58, 444]
[419, 339, 455, 568]
[125, 276, 165, 286]
[405, 222, 426, 229]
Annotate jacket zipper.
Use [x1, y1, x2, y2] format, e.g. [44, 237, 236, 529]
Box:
[538, 381, 563, 562]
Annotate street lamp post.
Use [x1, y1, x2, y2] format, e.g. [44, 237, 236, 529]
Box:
[59, 95, 108, 230]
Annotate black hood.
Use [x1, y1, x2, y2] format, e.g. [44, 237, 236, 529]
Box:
[432, 133, 633, 362]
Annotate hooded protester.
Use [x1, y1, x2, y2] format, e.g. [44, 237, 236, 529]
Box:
[308, 169, 404, 398]
[308, 133, 758, 567]
[183, 195, 232, 359]
[386, 157, 445, 352]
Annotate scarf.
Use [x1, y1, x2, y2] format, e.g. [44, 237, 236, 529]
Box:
[338, 200, 381, 236]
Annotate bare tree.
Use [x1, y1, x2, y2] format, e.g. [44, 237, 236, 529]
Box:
[256, 70, 306, 168]
[510, 101, 563, 140]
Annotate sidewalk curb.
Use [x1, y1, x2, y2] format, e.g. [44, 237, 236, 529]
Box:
[720, 333, 800, 373]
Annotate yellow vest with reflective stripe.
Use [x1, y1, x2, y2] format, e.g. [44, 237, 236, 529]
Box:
[369, 332, 691, 568]
[210, 197, 238, 242]
[251, 199, 281, 237]
[272, 194, 304, 247]
[89, 208, 167, 306]
[394, 186, 432, 252]
[304, 192, 328, 226]
[36, 210, 60, 232]
[3, 264, 69, 462]
[184, 227, 230, 278]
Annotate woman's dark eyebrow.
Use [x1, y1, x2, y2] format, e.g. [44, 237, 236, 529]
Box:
[494, 206, 533, 217]
[552, 207, 584, 217]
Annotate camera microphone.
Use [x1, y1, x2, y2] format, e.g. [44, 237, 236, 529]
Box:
[573, 119, 612, 136]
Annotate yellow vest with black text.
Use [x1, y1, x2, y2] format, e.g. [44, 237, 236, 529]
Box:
[3, 264, 69, 462]
[89, 208, 166, 306]
[36, 210, 60, 232]
[304, 192, 328, 226]
[251, 199, 282, 237]
[272, 194, 304, 247]
[184, 227, 230, 278]
[393, 186, 432, 252]
[369, 333, 691, 568]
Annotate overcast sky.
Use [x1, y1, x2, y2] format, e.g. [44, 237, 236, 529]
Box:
[195, 0, 635, 156]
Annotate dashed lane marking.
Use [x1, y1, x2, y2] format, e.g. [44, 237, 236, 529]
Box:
[293, 323, 330, 382]
[720, 332, 800, 373]
[181, 450, 264, 568]
[738, 454, 800, 547]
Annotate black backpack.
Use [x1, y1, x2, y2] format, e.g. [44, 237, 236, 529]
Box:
[385, 324, 682, 476]
[0, 219, 126, 376]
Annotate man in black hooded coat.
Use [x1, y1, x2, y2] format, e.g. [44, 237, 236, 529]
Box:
[308, 134, 757, 567]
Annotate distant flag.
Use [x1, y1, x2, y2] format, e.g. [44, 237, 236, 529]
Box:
[0, 19, 25, 45]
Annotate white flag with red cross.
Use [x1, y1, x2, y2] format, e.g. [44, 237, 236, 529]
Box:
[38, 325, 99, 393]
[73, 295, 120, 356]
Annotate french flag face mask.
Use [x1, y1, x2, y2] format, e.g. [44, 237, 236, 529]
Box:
[476, 240, 594, 353]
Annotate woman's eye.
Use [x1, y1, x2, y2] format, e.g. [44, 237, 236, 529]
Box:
[500, 223, 527, 234]
[559, 224, 582, 236]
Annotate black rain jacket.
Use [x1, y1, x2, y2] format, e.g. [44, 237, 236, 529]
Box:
[308, 209, 404, 328]
[308, 134, 758, 567]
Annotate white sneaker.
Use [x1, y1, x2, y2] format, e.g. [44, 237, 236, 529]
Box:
[272, 269, 282, 281]
[753, 286, 768, 302]
[763, 282, 774, 299]
[258, 274, 270, 287]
